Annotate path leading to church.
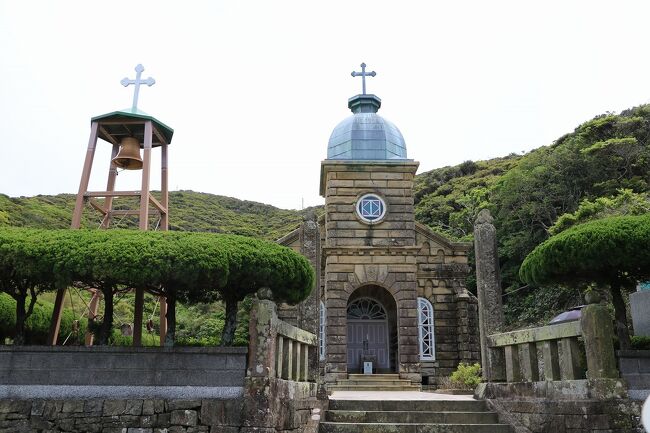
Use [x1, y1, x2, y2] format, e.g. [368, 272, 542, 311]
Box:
[320, 390, 513, 433]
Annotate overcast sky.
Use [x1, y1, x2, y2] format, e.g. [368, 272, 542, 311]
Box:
[1, 1, 649, 210]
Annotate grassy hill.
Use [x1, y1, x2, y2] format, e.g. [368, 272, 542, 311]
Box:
[0, 191, 309, 241]
[3, 104, 650, 331]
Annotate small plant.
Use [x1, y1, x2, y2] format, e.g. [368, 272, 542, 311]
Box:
[450, 362, 482, 389]
[631, 336, 650, 350]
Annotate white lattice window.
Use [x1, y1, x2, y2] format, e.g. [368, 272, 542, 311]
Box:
[319, 301, 326, 361]
[417, 297, 435, 361]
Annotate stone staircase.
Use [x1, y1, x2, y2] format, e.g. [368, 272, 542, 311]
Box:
[320, 397, 512, 433]
[327, 374, 420, 391]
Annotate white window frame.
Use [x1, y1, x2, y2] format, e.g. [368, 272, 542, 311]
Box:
[319, 301, 326, 361]
[417, 297, 436, 361]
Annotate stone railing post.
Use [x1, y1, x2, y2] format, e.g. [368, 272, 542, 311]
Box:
[246, 288, 277, 378]
[580, 292, 619, 379]
[474, 209, 506, 381]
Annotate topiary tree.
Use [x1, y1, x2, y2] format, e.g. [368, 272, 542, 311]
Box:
[520, 214, 650, 349]
[205, 235, 315, 346]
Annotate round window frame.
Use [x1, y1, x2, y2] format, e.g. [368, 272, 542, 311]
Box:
[355, 193, 388, 225]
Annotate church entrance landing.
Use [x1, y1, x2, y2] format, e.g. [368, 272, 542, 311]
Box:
[345, 286, 397, 373]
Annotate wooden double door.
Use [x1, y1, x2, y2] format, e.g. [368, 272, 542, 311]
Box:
[346, 319, 389, 371]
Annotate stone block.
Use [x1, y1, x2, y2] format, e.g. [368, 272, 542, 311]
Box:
[166, 401, 201, 411]
[142, 400, 155, 416]
[170, 410, 198, 426]
[104, 400, 127, 416]
[125, 400, 143, 416]
[631, 290, 650, 336]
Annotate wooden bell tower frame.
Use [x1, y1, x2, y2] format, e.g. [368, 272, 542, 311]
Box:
[47, 110, 174, 347]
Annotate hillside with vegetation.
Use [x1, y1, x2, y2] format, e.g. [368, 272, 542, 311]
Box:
[2, 104, 650, 335]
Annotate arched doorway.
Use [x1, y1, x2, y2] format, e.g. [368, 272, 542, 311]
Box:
[346, 286, 398, 373]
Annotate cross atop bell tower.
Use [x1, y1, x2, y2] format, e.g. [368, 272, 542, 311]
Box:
[121, 64, 156, 112]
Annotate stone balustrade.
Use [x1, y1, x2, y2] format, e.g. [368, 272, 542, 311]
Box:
[247, 296, 318, 383]
[487, 300, 618, 383]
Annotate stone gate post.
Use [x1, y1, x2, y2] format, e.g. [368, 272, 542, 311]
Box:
[474, 209, 506, 381]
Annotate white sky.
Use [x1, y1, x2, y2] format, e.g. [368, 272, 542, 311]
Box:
[1, 1, 649, 210]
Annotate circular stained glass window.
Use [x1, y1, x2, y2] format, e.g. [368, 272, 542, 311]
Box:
[356, 193, 387, 224]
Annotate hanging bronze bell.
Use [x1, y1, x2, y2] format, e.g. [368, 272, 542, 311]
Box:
[112, 137, 143, 170]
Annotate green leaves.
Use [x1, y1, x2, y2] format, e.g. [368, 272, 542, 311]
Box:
[519, 214, 650, 287]
[0, 228, 314, 307]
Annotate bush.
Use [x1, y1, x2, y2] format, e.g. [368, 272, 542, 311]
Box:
[631, 335, 650, 350]
[450, 362, 482, 389]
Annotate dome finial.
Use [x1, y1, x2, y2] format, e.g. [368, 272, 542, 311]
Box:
[351, 62, 376, 95]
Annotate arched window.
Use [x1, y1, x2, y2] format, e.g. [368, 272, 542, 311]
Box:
[417, 297, 435, 361]
[319, 301, 326, 361]
[347, 297, 387, 320]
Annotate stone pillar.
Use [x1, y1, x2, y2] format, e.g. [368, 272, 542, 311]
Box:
[246, 289, 277, 379]
[580, 292, 619, 379]
[473, 209, 506, 381]
[299, 210, 320, 384]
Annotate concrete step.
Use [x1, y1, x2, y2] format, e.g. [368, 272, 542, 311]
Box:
[319, 422, 512, 433]
[348, 374, 401, 380]
[622, 373, 650, 389]
[326, 410, 499, 424]
[329, 399, 487, 412]
[338, 380, 413, 385]
[329, 385, 422, 392]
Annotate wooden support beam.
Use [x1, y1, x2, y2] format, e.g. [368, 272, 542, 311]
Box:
[133, 287, 144, 347]
[84, 289, 102, 346]
[160, 143, 169, 231]
[72, 122, 100, 229]
[85, 191, 142, 198]
[98, 126, 119, 145]
[47, 288, 67, 345]
[152, 126, 168, 145]
[139, 121, 152, 230]
[100, 144, 120, 228]
[148, 194, 167, 213]
[89, 199, 107, 215]
[159, 296, 167, 346]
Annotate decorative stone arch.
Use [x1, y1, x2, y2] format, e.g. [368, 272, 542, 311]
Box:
[346, 285, 399, 373]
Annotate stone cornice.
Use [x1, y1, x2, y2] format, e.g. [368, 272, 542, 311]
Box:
[322, 245, 421, 256]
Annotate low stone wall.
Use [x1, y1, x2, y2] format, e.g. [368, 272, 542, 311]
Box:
[0, 397, 242, 433]
[0, 346, 247, 388]
[618, 349, 650, 400]
[477, 380, 643, 433]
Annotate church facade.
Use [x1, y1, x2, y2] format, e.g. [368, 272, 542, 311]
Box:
[277, 89, 480, 387]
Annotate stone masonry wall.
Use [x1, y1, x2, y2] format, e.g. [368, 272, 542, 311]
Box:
[0, 398, 242, 433]
[479, 381, 643, 433]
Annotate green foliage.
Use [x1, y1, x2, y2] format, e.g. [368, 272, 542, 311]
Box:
[450, 362, 482, 389]
[550, 189, 650, 235]
[631, 336, 650, 350]
[520, 214, 650, 286]
[0, 228, 314, 345]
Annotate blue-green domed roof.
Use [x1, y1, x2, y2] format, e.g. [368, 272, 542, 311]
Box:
[327, 94, 407, 160]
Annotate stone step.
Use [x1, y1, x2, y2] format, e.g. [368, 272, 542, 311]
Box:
[329, 399, 487, 412]
[329, 385, 421, 392]
[622, 373, 650, 389]
[326, 410, 499, 424]
[319, 422, 512, 433]
[336, 379, 413, 386]
[347, 374, 401, 380]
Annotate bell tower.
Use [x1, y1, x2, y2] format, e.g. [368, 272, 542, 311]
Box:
[321, 64, 421, 385]
[48, 64, 174, 347]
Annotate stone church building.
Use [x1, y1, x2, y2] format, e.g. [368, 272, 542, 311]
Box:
[277, 89, 480, 388]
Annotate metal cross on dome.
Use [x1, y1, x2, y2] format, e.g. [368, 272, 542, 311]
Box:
[351, 62, 376, 95]
[120, 64, 156, 112]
